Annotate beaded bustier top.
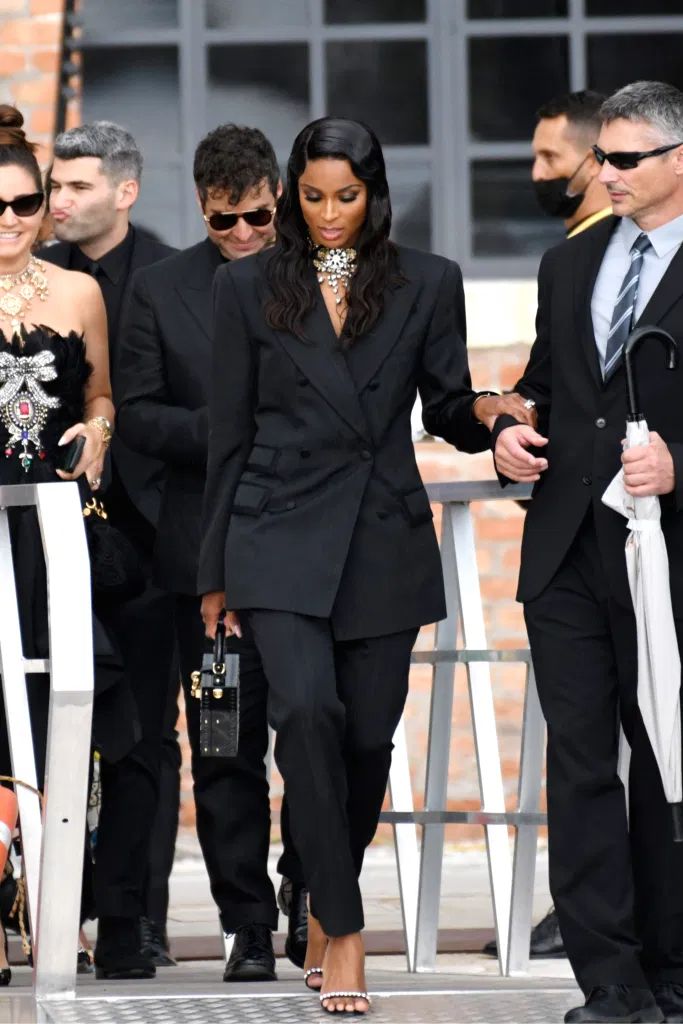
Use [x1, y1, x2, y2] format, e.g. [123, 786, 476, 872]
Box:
[0, 326, 90, 480]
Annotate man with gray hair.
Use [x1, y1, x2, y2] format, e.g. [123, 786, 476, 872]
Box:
[41, 121, 177, 980]
[493, 80, 683, 1023]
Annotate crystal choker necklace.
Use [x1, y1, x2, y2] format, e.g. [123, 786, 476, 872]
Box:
[311, 244, 357, 305]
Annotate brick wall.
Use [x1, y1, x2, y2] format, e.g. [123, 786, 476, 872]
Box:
[0, 0, 65, 160]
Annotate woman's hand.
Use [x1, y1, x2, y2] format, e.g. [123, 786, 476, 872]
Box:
[201, 591, 242, 640]
[55, 420, 106, 490]
[473, 393, 538, 432]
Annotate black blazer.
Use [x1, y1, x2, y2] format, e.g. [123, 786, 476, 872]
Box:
[198, 245, 491, 641]
[40, 226, 176, 526]
[115, 238, 223, 593]
[493, 215, 683, 609]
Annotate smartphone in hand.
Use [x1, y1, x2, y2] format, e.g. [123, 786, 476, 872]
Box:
[59, 434, 86, 474]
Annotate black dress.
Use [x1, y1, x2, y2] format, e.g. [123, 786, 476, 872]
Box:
[0, 326, 139, 784]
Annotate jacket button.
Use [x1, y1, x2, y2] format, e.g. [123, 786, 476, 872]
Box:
[377, 510, 389, 520]
[300, 449, 311, 459]
[368, 380, 380, 391]
[286, 500, 296, 510]
[582, 475, 592, 486]
[595, 417, 606, 429]
[360, 448, 372, 460]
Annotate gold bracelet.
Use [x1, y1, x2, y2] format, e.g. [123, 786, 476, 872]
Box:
[87, 416, 113, 447]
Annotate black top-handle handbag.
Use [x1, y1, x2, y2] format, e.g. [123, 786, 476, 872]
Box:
[191, 616, 240, 757]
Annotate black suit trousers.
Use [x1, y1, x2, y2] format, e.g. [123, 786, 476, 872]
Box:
[245, 609, 417, 937]
[174, 595, 303, 932]
[525, 512, 683, 993]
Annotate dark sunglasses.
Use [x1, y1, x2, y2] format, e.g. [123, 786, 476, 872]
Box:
[0, 191, 44, 218]
[203, 207, 274, 232]
[592, 141, 682, 171]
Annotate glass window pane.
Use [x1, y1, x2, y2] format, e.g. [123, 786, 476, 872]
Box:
[468, 0, 566, 16]
[82, 0, 177, 35]
[471, 160, 564, 257]
[469, 36, 569, 141]
[207, 45, 310, 154]
[325, 0, 426, 23]
[587, 0, 681, 13]
[588, 34, 683, 95]
[81, 47, 180, 152]
[326, 41, 428, 145]
[206, 0, 310, 28]
[133, 165, 184, 250]
[387, 164, 431, 252]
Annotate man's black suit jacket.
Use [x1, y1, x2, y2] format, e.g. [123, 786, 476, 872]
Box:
[197, 244, 491, 641]
[494, 215, 683, 610]
[115, 238, 222, 594]
[40, 226, 176, 527]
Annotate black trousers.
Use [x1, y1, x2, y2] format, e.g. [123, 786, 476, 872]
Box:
[245, 609, 418, 937]
[94, 574, 177, 919]
[173, 595, 304, 932]
[525, 512, 683, 994]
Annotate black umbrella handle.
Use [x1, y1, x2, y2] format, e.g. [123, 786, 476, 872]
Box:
[623, 326, 678, 421]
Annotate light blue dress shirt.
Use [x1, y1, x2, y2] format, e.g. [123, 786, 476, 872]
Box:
[591, 212, 683, 373]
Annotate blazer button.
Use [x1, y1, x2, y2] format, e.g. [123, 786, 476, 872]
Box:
[300, 449, 311, 459]
[595, 417, 606, 429]
[286, 500, 296, 510]
[360, 448, 372, 460]
[368, 380, 380, 391]
[581, 475, 592, 486]
[377, 510, 389, 520]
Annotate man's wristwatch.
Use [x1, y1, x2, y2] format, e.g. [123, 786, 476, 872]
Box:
[87, 416, 113, 447]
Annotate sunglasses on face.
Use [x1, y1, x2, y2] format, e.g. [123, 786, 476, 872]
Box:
[203, 207, 274, 232]
[591, 141, 682, 171]
[0, 192, 44, 218]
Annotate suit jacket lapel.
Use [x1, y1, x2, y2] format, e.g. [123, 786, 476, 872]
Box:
[345, 277, 420, 393]
[275, 291, 370, 442]
[636, 241, 683, 328]
[573, 215, 618, 389]
[175, 239, 222, 340]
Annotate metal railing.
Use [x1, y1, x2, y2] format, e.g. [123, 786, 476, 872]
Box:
[0, 482, 93, 999]
[381, 480, 546, 976]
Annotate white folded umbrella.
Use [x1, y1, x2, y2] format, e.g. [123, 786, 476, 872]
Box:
[603, 419, 682, 833]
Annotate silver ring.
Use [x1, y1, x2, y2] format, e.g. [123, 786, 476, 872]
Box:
[523, 399, 536, 410]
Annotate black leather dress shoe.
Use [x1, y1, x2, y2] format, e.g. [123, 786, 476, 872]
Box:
[223, 924, 276, 982]
[94, 916, 156, 980]
[277, 878, 308, 969]
[652, 982, 683, 1022]
[140, 916, 177, 967]
[483, 905, 566, 958]
[564, 986, 664, 1023]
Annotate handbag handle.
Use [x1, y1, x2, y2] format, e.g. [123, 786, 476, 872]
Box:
[213, 610, 226, 676]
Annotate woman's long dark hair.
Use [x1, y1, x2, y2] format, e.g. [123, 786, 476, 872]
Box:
[265, 116, 405, 345]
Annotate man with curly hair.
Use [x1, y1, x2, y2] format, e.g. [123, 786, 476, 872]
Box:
[114, 125, 306, 982]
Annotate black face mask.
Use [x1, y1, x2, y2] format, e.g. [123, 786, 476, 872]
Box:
[533, 152, 591, 219]
[533, 177, 584, 219]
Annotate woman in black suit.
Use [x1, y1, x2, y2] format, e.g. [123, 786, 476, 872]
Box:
[199, 117, 531, 1014]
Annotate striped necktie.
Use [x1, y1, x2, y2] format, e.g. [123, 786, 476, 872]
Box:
[603, 232, 651, 381]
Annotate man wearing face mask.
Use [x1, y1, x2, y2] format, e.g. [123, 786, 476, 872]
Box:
[532, 90, 611, 239]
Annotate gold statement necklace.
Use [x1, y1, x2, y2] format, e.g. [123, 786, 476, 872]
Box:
[0, 255, 49, 337]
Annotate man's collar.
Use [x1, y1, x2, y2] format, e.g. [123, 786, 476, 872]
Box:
[72, 225, 134, 282]
[620, 211, 683, 258]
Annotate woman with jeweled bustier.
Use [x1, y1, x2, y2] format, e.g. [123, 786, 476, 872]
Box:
[0, 105, 129, 983]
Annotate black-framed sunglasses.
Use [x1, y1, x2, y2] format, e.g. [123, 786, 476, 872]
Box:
[203, 208, 274, 232]
[591, 141, 683, 171]
[0, 192, 44, 218]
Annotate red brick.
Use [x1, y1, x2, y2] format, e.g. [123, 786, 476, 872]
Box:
[31, 48, 59, 73]
[30, 0, 63, 12]
[475, 516, 524, 542]
[480, 574, 518, 601]
[12, 74, 55, 104]
[0, 49, 25, 75]
[29, 106, 54, 136]
[0, 17, 59, 45]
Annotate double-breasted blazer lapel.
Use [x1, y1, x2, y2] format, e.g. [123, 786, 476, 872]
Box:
[273, 273, 420, 444]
